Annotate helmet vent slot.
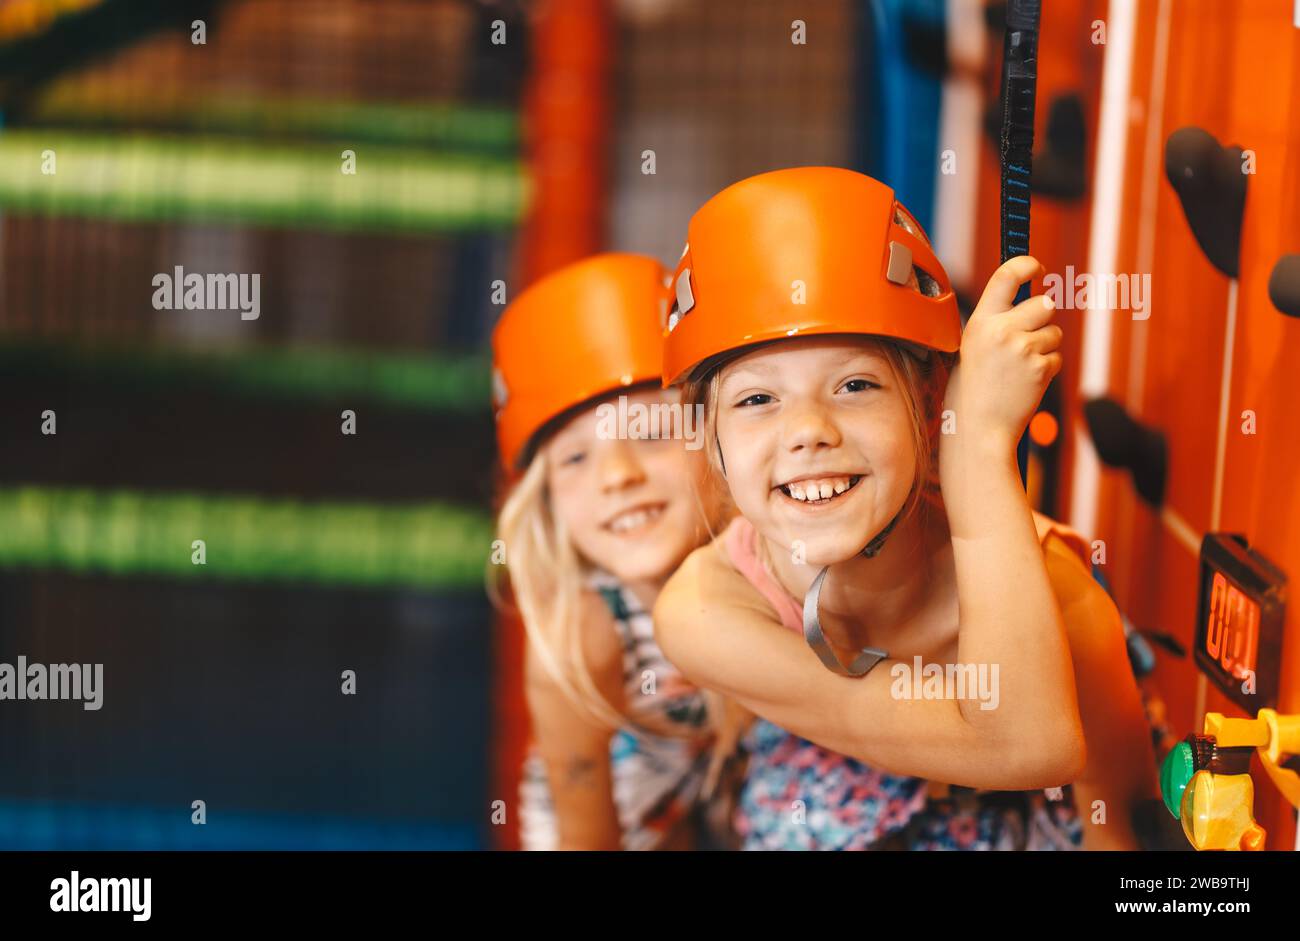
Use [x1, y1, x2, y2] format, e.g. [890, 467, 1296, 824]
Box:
[892, 206, 934, 244]
[912, 265, 941, 298]
[890, 208, 941, 296]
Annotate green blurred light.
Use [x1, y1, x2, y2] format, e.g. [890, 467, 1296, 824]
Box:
[0, 130, 528, 233]
[0, 485, 494, 590]
[26, 89, 520, 152]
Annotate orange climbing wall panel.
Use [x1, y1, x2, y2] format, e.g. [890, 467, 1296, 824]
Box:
[1075, 0, 1299, 848]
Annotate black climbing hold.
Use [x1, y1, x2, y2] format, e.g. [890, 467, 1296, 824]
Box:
[984, 1, 1007, 32]
[1032, 93, 1087, 200]
[1164, 126, 1247, 278]
[902, 13, 948, 79]
[1268, 253, 1300, 318]
[1083, 396, 1167, 507]
[984, 99, 1003, 149]
[1143, 631, 1187, 660]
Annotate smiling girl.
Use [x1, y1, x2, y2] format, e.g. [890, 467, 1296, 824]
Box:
[491, 253, 727, 850]
[654, 168, 1156, 850]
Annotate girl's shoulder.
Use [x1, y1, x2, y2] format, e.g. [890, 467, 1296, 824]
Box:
[658, 522, 761, 617]
[1030, 512, 1124, 647]
[523, 583, 624, 699]
[653, 520, 785, 656]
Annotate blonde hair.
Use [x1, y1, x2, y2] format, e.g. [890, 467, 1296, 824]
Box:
[488, 402, 730, 740]
[489, 449, 630, 731]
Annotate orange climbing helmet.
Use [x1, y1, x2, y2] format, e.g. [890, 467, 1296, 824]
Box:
[661, 166, 962, 387]
[492, 252, 670, 471]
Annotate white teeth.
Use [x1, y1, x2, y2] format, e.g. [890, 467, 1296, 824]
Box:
[779, 476, 859, 503]
[608, 504, 663, 533]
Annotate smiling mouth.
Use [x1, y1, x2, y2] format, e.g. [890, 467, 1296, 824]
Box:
[602, 501, 668, 535]
[775, 474, 863, 506]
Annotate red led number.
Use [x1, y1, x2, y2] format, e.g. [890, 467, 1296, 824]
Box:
[1204, 572, 1260, 680]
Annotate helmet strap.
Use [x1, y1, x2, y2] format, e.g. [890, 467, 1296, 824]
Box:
[859, 505, 904, 558]
[799, 504, 906, 676]
[802, 565, 889, 677]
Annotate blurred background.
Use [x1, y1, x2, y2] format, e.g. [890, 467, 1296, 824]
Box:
[0, 0, 1296, 850]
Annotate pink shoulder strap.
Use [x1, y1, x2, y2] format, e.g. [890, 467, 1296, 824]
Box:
[722, 516, 804, 635]
[722, 511, 1094, 638]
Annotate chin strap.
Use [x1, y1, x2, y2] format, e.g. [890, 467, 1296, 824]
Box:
[800, 507, 903, 677]
[802, 565, 889, 677]
[858, 506, 902, 559]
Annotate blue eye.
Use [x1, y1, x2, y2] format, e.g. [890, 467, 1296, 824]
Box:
[736, 393, 773, 407]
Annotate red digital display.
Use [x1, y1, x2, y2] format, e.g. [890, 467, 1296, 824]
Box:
[1195, 534, 1286, 710]
[1203, 571, 1260, 682]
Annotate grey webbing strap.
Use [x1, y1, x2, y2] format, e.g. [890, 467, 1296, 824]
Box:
[801, 564, 889, 677]
[798, 505, 903, 675]
[858, 507, 902, 558]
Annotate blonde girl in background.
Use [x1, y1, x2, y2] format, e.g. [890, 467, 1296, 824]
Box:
[491, 253, 731, 850]
[654, 168, 1156, 850]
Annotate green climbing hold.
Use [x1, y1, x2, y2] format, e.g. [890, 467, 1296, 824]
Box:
[1160, 741, 1196, 818]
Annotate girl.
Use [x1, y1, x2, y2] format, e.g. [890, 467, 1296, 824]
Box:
[654, 167, 1157, 850]
[491, 252, 727, 850]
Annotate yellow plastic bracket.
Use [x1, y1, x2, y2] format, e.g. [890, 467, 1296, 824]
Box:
[1203, 710, 1300, 812]
[1257, 709, 1300, 811]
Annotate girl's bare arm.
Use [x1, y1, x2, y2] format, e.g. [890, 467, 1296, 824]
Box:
[1044, 540, 1157, 849]
[523, 591, 625, 850]
[656, 535, 1083, 790]
[938, 256, 1082, 773]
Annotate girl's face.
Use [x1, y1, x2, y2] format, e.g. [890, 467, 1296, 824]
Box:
[544, 385, 703, 583]
[715, 336, 917, 566]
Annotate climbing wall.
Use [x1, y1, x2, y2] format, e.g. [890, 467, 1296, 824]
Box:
[1067, 0, 1300, 848]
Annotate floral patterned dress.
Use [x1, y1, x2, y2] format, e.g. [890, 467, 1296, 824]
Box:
[518, 570, 712, 851]
[723, 513, 1086, 851]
